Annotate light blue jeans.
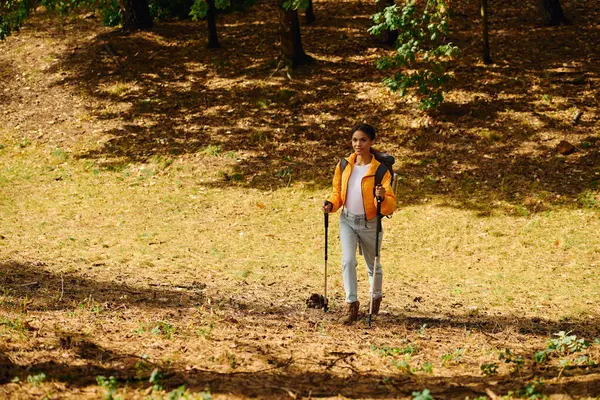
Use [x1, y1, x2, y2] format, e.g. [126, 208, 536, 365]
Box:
[339, 208, 383, 303]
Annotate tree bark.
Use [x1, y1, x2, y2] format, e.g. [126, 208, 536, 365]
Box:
[376, 0, 397, 45]
[207, 0, 220, 48]
[278, 0, 310, 68]
[121, 0, 153, 31]
[481, 0, 492, 64]
[305, 0, 316, 25]
[539, 0, 569, 26]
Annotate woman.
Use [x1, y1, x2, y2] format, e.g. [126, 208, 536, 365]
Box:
[323, 123, 397, 324]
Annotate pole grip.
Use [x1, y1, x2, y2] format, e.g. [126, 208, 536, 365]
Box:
[375, 196, 382, 258]
[323, 201, 329, 228]
[323, 201, 329, 261]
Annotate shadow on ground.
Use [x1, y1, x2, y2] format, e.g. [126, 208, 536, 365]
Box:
[3, 336, 600, 399]
[3, 260, 600, 397]
[25, 0, 600, 214]
[0, 260, 205, 311]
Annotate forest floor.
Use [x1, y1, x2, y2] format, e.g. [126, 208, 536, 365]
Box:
[1, 0, 600, 398]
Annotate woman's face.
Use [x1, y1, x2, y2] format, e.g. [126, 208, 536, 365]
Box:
[351, 130, 373, 157]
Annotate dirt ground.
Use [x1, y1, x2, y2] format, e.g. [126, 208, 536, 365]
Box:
[1, 0, 600, 398]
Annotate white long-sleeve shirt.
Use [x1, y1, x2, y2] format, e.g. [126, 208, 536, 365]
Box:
[344, 163, 370, 214]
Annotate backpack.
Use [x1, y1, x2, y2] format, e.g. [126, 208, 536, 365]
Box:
[339, 152, 395, 195]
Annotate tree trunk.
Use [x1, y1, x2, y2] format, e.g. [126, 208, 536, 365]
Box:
[305, 0, 316, 25]
[278, 0, 310, 68]
[481, 0, 492, 64]
[207, 0, 220, 48]
[376, 0, 397, 45]
[539, 0, 569, 26]
[121, 0, 153, 31]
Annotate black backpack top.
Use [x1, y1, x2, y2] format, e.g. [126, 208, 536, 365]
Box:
[339, 152, 395, 193]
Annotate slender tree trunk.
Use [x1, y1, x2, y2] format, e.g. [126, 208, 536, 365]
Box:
[278, 0, 310, 68]
[122, 0, 153, 31]
[305, 0, 316, 25]
[539, 0, 569, 26]
[207, 0, 220, 48]
[376, 0, 397, 45]
[481, 0, 492, 64]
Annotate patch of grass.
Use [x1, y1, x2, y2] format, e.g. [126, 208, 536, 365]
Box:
[480, 362, 498, 376]
[420, 362, 433, 374]
[256, 98, 270, 109]
[499, 348, 524, 372]
[97, 375, 120, 400]
[510, 380, 547, 399]
[412, 389, 434, 400]
[199, 144, 221, 156]
[151, 320, 176, 339]
[102, 82, 136, 97]
[149, 155, 173, 171]
[236, 268, 251, 279]
[440, 348, 464, 366]
[577, 189, 598, 208]
[1, 315, 29, 336]
[197, 323, 213, 339]
[103, 162, 128, 173]
[547, 331, 589, 354]
[167, 385, 213, 400]
[26, 372, 46, 386]
[248, 130, 272, 144]
[534, 331, 590, 364]
[134, 355, 151, 378]
[138, 166, 156, 179]
[227, 352, 237, 369]
[51, 148, 69, 161]
[149, 368, 163, 392]
[479, 128, 502, 142]
[391, 358, 412, 372]
[17, 138, 32, 148]
[371, 344, 419, 357]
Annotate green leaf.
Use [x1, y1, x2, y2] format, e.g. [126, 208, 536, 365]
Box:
[189, 0, 209, 20]
[215, 0, 231, 9]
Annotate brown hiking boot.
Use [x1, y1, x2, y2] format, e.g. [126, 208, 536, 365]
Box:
[372, 296, 382, 315]
[338, 301, 360, 325]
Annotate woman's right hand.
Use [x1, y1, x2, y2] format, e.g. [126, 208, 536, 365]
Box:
[322, 202, 333, 213]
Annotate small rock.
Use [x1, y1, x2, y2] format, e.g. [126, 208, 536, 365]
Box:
[306, 293, 325, 308]
[556, 140, 576, 155]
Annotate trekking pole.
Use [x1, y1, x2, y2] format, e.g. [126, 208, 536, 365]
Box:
[368, 194, 383, 327]
[323, 201, 329, 312]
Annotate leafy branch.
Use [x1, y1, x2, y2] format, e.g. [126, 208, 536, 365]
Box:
[369, 0, 460, 110]
[0, 0, 35, 40]
[190, 0, 231, 20]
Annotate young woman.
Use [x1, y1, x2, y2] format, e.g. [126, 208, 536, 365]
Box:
[323, 123, 396, 324]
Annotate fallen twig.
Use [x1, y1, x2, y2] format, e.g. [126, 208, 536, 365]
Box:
[15, 282, 39, 287]
[572, 109, 583, 126]
[58, 273, 64, 302]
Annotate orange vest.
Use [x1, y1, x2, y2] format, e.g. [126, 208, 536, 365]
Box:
[327, 153, 397, 220]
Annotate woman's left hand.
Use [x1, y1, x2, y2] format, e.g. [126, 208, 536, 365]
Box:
[375, 185, 386, 199]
